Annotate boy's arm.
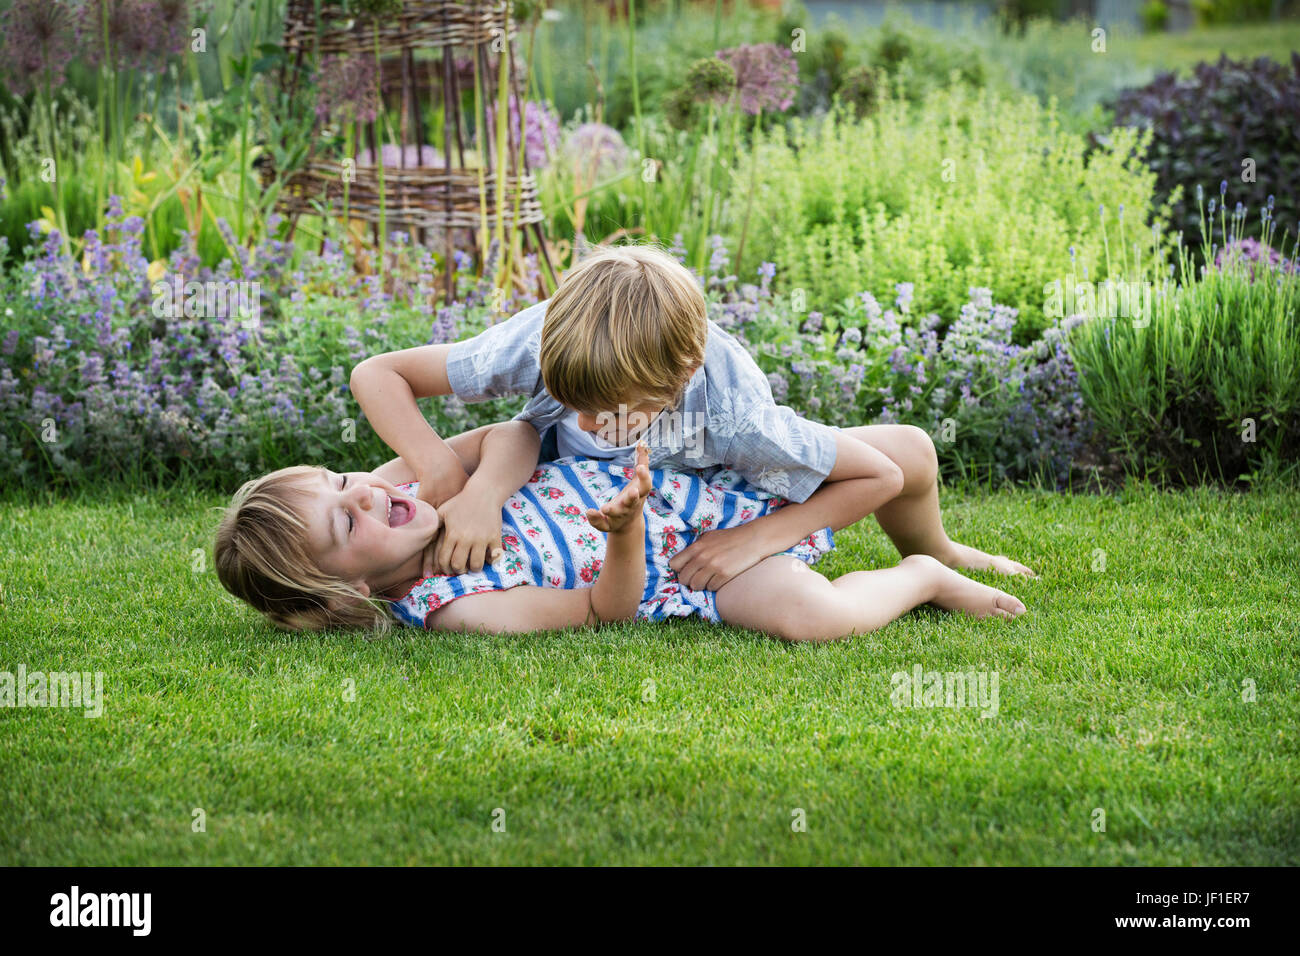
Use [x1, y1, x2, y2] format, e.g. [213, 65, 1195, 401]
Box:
[371, 421, 508, 485]
[352, 301, 549, 507]
[350, 343, 469, 506]
[431, 421, 542, 576]
[670, 432, 903, 592]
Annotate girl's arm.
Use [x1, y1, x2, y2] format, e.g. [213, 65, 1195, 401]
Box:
[425, 517, 644, 635]
[426, 584, 599, 635]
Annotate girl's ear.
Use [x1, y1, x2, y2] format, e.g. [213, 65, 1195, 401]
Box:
[351, 580, 372, 599]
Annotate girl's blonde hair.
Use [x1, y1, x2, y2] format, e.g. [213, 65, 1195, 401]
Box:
[540, 243, 708, 413]
[213, 466, 392, 632]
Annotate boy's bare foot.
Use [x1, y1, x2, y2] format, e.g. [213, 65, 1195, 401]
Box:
[939, 542, 1037, 578]
[905, 555, 1027, 619]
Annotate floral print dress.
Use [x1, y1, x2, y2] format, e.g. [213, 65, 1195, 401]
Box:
[389, 457, 835, 629]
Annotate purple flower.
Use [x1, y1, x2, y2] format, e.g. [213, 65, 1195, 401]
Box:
[895, 282, 914, 314]
[483, 96, 561, 170]
[79, 0, 159, 72]
[715, 44, 798, 115]
[315, 55, 379, 124]
[767, 371, 789, 403]
[1, 0, 77, 94]
[1214, 238, 1298, 279]
[565, 123, 629, 181]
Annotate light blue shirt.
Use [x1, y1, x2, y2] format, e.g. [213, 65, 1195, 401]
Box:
[444, 298, 839, 502]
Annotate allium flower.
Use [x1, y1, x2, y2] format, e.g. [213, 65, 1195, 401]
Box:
[154, 0, 193, 59]
[1, 0, 78, 95]
[838, 65, 879, 118]
[79, 0, 145, 71]
[315, 55, 380, 124]
[484, 96, 561, 170]
[355, 144, 446, 168]
[716, 44, 798, 115]
[565, 123, 629, 181]
[684, 57, 737, 107]
[665, 53, 755, 128]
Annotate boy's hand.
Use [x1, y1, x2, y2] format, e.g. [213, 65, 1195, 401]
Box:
[415, 465, 470, 511]
[423, 491, 504, 577]
[586, 443, 653, 534]
[669, 522, 768, 592]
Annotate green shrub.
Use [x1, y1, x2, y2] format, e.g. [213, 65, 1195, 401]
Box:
[737, 85, 1166, 340]
[1191, 0, 1289, 25]
[1140, 0, 1170, 33]
[1112, 55, 1300, 252]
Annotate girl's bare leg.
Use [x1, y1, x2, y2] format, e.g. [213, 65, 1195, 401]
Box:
[715, 553, 1026, 644]
[838, 424, 1035, 577]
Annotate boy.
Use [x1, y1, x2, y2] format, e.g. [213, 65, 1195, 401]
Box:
[351, 244, 1033, 586]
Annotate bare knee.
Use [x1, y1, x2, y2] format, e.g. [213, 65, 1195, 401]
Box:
[898, 424, 938, 492]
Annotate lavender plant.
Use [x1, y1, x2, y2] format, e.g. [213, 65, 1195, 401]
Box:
[0, 200, 535, 491]
[700, 241, 1092, 487]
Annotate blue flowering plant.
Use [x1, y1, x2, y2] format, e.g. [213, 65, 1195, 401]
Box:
[0, 201, 534, 490]
[698, 240, 1092, 487]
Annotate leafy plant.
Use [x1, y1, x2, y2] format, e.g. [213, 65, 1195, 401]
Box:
[1112, 54, 1300, 249]
[737, 85, 1166, 340]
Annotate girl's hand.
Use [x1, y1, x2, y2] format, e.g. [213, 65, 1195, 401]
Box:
[586, 443, 653, 534]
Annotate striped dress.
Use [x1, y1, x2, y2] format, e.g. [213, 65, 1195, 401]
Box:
[389, 456, 835, 629]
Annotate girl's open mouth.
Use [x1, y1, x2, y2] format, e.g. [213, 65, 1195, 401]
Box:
[387, 494, 414, 528]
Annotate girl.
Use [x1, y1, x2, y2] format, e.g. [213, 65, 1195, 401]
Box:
[214, 422, 1027, 641]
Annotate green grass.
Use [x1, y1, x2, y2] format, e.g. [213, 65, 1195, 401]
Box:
[1, 484, 1297, 865]
[1128, 21, 1300, 73]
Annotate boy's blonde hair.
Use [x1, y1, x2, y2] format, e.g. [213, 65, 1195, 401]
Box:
[213, 466, 391, 632]
[540, 243, 707, 412]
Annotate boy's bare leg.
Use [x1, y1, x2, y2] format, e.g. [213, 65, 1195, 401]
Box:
[838, 424, 1035, 577]
[715, 553, 1026, 643]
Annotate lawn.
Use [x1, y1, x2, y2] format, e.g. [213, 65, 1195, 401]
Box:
[1128, 21, 1300, 72]
[1, 483, 1296, 866]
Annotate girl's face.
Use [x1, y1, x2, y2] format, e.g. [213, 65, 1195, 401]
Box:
[302, 469, 440, 596]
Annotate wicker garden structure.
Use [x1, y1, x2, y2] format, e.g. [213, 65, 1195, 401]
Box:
[274, 0, 556, 298]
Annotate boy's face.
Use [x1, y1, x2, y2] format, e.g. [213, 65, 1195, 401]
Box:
[575, 400, 665, 446]
[302, 469, 440, 594]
